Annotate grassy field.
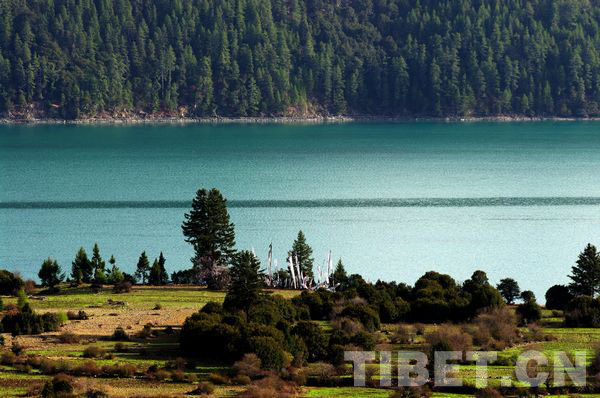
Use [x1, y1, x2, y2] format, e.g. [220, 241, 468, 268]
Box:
[0, 286, 598, 397]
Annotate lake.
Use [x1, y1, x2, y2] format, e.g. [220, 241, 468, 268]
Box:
[2, 121, 600, 300]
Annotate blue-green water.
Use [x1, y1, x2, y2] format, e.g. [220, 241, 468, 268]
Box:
[2, 122, 600, 300]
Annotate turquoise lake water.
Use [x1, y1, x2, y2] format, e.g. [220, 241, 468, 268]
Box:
[1, 122, 600, 300]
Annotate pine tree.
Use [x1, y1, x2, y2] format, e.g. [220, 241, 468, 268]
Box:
[569, 244, 600, 297]
[39, 258, 64, 289]
[496, 278, 521, 304]
[223, 250, 265, 311]
[148, 252, 168, 285]
[182, 188, 236, 279]
[288, 230, 314, 279]
[331, 258, 348, 286]
[72, 247, 92, 284]
[135, 251, 150, 284]
[108, 256, 124, 285]
[91, 243, 105, 276]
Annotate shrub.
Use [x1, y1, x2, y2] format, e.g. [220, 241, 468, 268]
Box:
[41, 373, 75, 398]
[390, 386, 432, 398]
[394, 324, 415, 344]
[153, 303, 162, 310]
[1, 351, 17, 365]
[303, 362, 338, 386]
[0, 270, 24, 295]
[102, 363, 136, 377]
[85, 389, 109, 398]
[67, 310, 89, 320]
[473, 306, 518, 348]
[180, 315, 242, 359]
[475, 387, 503, 398]
[516, 300, 542, 325]
[113, 281, 132, 293]
[232, 374, 252, 385]
[233, 353, 264, 379]
[339, 303, 380, 331]
[239, 375, 301, 398]
[74, 361, 101, 377]
[23, 279, 36, 294]
[291, 321, 328, 362]
[545, 285, 573, 311]
[58, 332, 80, 344]
[209, 372, 229, 385]
[114, 342, 127, 352]
[247, 336, 286, 371]
[190, 381, 215, 395]
[565, 296, 600, 327]
[426, 324, 473, 355]
[154, 369, 170, 381]
[112, 326, 129, 341]
[11, 342, 24, 355]
[83, 346, 106, 358]
[15, 363, 32, 373]
[171, 369, 186, 382]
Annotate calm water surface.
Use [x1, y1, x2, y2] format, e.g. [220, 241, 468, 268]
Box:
[2, 122, 600, 300]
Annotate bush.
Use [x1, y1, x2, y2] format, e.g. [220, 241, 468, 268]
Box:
[102, 363, 136, 377]
[154, 369, 170, 381]
[247, 336, 287, 371]
[390, 386, 432, 398]
[233, 353, 264, 379]
[565, 296, 600, 327]
[426, 324, 473, 355]
[209, 372, 229, 385]
[74, 361, 101, 377]
[475, 387, 503, 398]
[516, 300, 542, 325]
[41, 373, 75, 398]
[339, 303, 380, 331]
[112, 326, 129, 341]
[153, 303, 162, 310]
[190, 381, 215, 395]
[232, 374, 252, 385]
[1, 351, 17, 365]
[67, 310, 89, 320]
[11, 342, 24, 355]
[113, 281, 132, 293]
[239, 376, 301, 398]
[83, 346, 106, 358]
[57, 332, 80, 344]
[303, 362, 338, 386]
[473, 306, 518, 349]
[114, 342, 127, 353]
[0, 270, 24, 295]
[545, 285, 573, 311]
[291, 321, 329, 362]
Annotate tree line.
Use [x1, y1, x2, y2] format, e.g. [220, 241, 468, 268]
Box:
[2, 0, 600, 119]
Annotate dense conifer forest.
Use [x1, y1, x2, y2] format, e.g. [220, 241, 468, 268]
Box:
[1, 0, 600, 119]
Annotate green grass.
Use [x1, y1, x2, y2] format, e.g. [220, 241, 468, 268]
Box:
[3, 285, 227, 311]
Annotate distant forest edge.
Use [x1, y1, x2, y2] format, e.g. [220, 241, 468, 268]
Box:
[1, 0, 600, 120]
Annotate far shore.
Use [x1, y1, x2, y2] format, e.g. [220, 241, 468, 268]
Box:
[2, 114, 600, 125]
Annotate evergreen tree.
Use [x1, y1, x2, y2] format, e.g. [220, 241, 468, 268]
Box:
[496, 278, 521, 304]
[331, 258, 348, 287]
[223, 250, 265, 311]
[569, 244, 600, 297]
[288, 230, 314, 279]
[72, 247, 92, 284]
[108, 255, 124, 285]
[38, 258, 64, 289]
[182, 188, 236, 288]
[135, 251, 150, 284]
[91, 243, 105, 276]
[148, 252, 168, 285]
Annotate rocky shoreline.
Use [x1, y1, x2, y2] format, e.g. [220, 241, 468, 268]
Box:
[2, 114, 600, 124]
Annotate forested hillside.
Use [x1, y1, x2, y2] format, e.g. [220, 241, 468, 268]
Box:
[1, 0, 600, 119]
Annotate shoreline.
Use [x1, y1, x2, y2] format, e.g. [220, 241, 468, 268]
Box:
[2, 114, 600, 125]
